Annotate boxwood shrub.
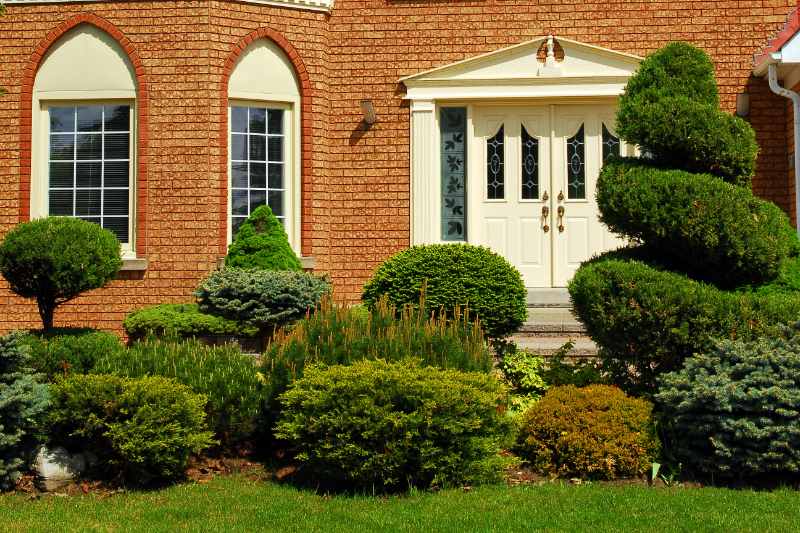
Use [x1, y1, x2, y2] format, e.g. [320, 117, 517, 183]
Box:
[19, 329, 124, 381]
[275, 359, 514, 492]
[597, 158, 798, 286]
[47, 374, 214, 483]
[123, 303, 258, 341]
[362, 244, 526, 338]
[517, 385, 659, 480]
[657, 325, 800, 481]
[569, 251, 800, 394]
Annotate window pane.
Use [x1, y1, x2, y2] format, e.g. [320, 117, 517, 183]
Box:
[268, 191, 283, 217]
[104, 161, 129, 188]
[103, 189, 129, 215]
[75, 189, 101, 216]
[104, 105, 130, 132]
[76, 162, 102, 188]
[249, 108, 266, 134]
[250, 162, 266, 189]
[103, 217, 129, 243]
[440, 107, 467, 241]
[231, 190, 248, 216]
[77, 106, 103, 132]
[49, 162, 73, 188]
[231, 134, 247, 161]
[486, 125, 504, 200]
[249, 135, 266, 161]
[232, 162, 248, 188]
[50, 135, 75, 160]
[267, 137, 282, 162]
[250, 189, 266, 212]
[50, 107, 74, 133]
[602, 123, 620, 161]
[104, 133, 129, 160]
[76, 134, 101, 160]
[49, 190, 73, 216]
[231, 107, 248, 133]
[521, 125, 539, 200]
[567, 125, 586, 199]
[232, 216, 246, 235]
[268, 163, 283, 189]
[268, 110, 283, 134]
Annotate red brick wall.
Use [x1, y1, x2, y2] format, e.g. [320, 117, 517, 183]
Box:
[0, 0, 796, 333]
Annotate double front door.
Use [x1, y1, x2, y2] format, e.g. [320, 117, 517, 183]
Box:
[470, 104, 626, 287]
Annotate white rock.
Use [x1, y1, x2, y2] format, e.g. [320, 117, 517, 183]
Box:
[32, 446, 86, 491]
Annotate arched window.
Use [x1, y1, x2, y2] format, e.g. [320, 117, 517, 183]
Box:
[30, 25, 138, 255]
[228, 39, 300, 247]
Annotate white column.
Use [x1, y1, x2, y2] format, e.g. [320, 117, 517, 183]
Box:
[410, 100, 437, 245]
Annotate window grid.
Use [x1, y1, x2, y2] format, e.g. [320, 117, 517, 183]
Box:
[602, 123, 621, 161]
[521, 125, 539, 200]
[230, 106, 285, 235]
[567, 124, 586, 200]
[486, 125, 505, 200]
[48, 105, 131, 243]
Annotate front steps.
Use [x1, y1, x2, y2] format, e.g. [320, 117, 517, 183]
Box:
[510, 288, 597, 357]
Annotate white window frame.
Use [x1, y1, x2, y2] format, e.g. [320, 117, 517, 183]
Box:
[32, 99, 137, 258]
[227, 99, 300, 251]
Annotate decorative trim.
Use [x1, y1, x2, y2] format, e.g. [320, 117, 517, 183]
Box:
[19, 13, 150, 256]
[219, 27, 314, 257]
[4, 0, 334, 13]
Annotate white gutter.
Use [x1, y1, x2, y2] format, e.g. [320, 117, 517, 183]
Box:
[768, 63, 800, 234]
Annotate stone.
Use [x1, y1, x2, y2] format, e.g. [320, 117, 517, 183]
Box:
[32, 446, 86, 492]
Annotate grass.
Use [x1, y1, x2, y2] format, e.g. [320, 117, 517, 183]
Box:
[2, 475, 800, 532]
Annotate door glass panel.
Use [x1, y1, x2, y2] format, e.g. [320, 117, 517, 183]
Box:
[439, 107, 467, 241]
[521, 125, 539, 200]
[602, 123, 620, 161]
[567, 124, 585, 199]
[486, 125, 504, 200]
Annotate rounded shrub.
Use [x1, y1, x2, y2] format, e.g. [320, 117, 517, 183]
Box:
[517, 385, 659, 480]
[47, 374, 214, 482]
[196, 268, 330, 336]
[123, 303, 258, 341]
[597, 158, 798, 286]
[362, 244, 526, 338]
[275, 359, 514, 492]
[0, 217, 121, 330]
[657, 325, 800, 481]
[0, 333, 50, 490]
[19, 329, 124, 381]
[226, 205, 302, 271]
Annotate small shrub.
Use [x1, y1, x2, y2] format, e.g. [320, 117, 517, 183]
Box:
[123, 303, 258, 341]
[19, 329, 124, 381]
[275, 359, 514, 492]
[0, 217, 121, 330]
[569, 252, 800, 394]
[496, 341, 547, 416]
[226, 205, 302, 271]
[195, 268, 330, 336]
[657, 325, 800, 481]
[362, 244, 527, 338]
[0, 333, 50, 490]
[542, 342, 606, 388]
[262, 296, 490, 423]
[517, 385, 659, 480]
[47, 374, 214, 482]
[94, 338, 262, 446]
[598, 158, 797, 286]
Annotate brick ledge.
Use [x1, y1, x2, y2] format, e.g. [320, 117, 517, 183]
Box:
[3, 0, 333, 12]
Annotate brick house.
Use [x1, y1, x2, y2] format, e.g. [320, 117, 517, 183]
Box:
[0, 0, 798, 333]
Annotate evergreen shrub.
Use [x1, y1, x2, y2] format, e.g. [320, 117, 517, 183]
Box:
[226, 205, 302, 271]
[20, 329, 124, 381]
[123, 303, 258, 341]
[275, 359, 514, 492]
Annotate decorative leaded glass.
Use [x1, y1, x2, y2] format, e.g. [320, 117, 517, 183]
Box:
[486, 125, 504, 200]
[48, 104, 131, 243]
[440, 108, 467, 241]
[231, 106, 285, 235]
[521, 125, 539, 200]
[567, 124, 585, 199]
[602, 123, 620, 161]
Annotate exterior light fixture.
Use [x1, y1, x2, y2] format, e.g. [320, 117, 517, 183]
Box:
[360, 99, 378, 125]
[736, 92, 750, 118]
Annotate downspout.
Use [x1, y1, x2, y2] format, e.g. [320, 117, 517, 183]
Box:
[768, 63, 800, 234]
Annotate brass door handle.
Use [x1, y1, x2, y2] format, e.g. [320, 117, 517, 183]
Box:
[542, 205, 550, 233]
[557, 206, 565, 233]
[542, 191, 549, 202]
[558, 190, 565, 202]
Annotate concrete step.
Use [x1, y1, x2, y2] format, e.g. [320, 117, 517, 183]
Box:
[527, 288, 570, 308]
[520, 307, 586, 335]
[509, 334, 598, 357]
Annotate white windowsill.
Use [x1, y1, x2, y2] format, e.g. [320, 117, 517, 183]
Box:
[120, 257, 148, 271]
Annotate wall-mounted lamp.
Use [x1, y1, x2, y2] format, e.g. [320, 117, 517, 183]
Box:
[360, 99, 378, 125]
[736, 92, 750, 118]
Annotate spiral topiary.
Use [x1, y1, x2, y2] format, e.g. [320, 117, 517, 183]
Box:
[569, 42, 800, 394]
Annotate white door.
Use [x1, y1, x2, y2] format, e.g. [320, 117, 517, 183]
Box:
[472, 104, 625, 288]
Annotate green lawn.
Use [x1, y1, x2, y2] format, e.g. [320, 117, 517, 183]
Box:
[2, 475, 799, 532]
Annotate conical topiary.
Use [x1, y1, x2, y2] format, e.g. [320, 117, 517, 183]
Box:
[225, 205, 302, 271]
